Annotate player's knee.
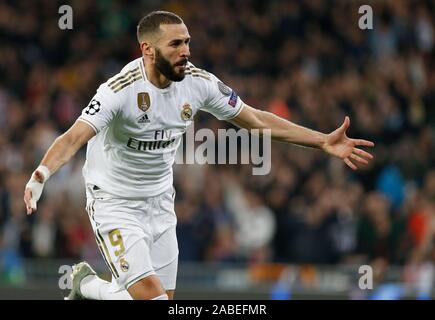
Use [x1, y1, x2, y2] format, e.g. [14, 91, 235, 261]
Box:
[166, 290, 175, 300]
[127, 274, 166, 300]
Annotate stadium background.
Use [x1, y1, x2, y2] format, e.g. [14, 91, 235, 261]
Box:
[0, 0, 434, 299]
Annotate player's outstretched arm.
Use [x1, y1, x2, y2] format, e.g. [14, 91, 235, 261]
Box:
[24, 121, 96, 215]
[230, 103, 374, 170]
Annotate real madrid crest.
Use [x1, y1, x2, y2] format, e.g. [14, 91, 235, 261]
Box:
[120, 257, 130, 272]
[181, 103, 192, 121]
[137, 92, 150, 112]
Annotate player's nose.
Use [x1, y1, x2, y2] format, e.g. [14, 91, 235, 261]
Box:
[180, 44, 190, 58]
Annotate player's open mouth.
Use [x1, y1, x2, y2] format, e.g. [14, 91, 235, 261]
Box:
[176, 60, 188, 69]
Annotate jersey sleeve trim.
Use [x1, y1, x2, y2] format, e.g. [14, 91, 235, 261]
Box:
[77, 117, 99, 134]
[225, 102, 245, 120]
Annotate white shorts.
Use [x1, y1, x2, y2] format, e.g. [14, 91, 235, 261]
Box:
[85, 185, 178, 291]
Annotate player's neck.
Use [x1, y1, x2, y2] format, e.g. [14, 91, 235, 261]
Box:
[144, 61, 171, 89]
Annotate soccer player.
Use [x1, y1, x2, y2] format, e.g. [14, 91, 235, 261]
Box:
[23, 11, 374, 300]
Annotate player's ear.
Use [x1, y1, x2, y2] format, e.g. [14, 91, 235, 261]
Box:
[141, 41, 154, 60]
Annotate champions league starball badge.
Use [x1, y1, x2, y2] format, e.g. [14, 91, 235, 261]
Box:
[84, 99, 101, 115]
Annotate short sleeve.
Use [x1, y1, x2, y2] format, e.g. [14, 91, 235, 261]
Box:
[77, 83, 121, 133]
[200, 73, 245, 121]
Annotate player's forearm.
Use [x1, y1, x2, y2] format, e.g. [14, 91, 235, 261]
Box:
[39, 133, 83, 175]
[25, 121, 94, 213]
[257, 110, 326, 149]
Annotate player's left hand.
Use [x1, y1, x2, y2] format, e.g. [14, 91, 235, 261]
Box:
[322, 116, 374, 170]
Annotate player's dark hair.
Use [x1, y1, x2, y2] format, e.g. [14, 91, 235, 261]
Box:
[137, 11, 183, 43]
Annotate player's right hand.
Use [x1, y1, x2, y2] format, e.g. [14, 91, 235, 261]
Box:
[24, 166, 50, 215]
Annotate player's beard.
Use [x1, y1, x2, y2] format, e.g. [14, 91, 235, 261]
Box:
[155, 48, 187, 82]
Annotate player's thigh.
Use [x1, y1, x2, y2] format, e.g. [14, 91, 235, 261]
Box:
[88, 198, 157, 292]
[127, 274, 166, 300]
[151, 226, 179, 291]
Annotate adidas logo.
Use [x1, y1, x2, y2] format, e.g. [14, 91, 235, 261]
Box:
[138, 114, 150, 124]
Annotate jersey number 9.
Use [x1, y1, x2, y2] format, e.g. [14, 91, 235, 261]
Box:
[108, 229, 126, 257]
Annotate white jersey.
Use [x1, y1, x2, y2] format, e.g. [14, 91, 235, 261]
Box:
[78, 58, 244, 198]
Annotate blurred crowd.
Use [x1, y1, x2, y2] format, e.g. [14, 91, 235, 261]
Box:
[0, 0, 434, 289]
